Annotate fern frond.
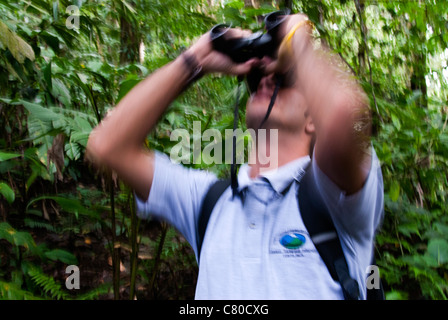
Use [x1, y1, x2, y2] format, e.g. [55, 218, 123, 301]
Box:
[161, 227, 180, 259]
[74, 283, 112, 300]
[23, 218, 57, 232]
[28, 268, 69, 300]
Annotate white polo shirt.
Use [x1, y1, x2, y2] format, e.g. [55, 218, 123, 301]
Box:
[135, 148, 384, 300]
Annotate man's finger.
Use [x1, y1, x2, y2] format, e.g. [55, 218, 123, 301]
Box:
[230, 58, 260, 75]
[226, 28, 252, 40]
[262, 59, 278, 75]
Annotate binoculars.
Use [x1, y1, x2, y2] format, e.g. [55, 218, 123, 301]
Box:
[210, 9, 291, 64]
[210, 11, 293, 190]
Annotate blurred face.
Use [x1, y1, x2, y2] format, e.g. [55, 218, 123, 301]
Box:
[245, 72, 309, 134]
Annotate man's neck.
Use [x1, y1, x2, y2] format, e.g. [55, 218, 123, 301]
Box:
[248, 129, 310, 179]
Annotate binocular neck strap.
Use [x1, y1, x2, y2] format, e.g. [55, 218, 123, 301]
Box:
[230, 78, 282, 197]
[258, 78, 282, 130]
[231, 79, 242, 197]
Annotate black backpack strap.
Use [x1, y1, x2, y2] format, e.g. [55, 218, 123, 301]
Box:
[197, 179, 231, 262]
[298, 164, 360, 300]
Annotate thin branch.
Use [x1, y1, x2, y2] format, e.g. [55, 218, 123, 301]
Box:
[338, 51, 357, 76]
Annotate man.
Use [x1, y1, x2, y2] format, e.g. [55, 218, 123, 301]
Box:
[86, 13, 384, 299]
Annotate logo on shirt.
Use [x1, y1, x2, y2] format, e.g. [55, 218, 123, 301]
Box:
[279, 232, 306, 249]
[269, 229, 317, 258]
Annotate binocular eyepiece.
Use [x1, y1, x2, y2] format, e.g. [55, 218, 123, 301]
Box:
[210, 9, 291, 63]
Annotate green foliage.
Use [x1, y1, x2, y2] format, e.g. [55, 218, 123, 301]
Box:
[0, 222, 37, 251]
[0, 0, 447, 300]
[27, 267, 68, 300]
[44, 249, 78, 265]
[0, 280, 40, 300]
[0, 182, 15, 204]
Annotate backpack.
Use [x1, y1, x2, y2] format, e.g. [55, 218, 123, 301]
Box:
[196, 163, 385, 300]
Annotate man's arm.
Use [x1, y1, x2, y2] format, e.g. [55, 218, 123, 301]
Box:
[86, 57, 189, 200]
[280, 15, 372, 195]
[86, 31, 257, 200]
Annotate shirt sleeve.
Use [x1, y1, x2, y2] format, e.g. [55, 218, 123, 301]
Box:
[311, 146, 384, 244]
[135, 151, 218, 256]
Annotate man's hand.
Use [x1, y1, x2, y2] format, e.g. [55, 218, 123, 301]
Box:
[262, 13, 312, 76]
[186, 29, 261, 76]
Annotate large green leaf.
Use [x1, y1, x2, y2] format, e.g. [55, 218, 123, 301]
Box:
[39, 30, 61, 55]
[0, 181, 14, 204]
[0, 222, 36, 250]
[0, 222, 14, 244]
[51, 78, 71, 107]
[44, 249, 78, 265]
[21, 100, 61, 122]
[427, 239, 448, 266]
[0, 151, 20, 161]
[0, 280, 40, 300]
[27, 196, 100, 220]
[0, 20, 35, 63]
[388, 180, 400, 202]
[116, 78, 142, 103]
[64, 141, 81, 160]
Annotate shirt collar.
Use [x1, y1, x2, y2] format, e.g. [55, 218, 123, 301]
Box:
[237, 155, 311, 195]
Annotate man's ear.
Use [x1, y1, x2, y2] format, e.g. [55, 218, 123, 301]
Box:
[304, 112, 316, 157]
[304, 111, 315, 135]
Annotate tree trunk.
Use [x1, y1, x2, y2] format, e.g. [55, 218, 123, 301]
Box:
[354, 0, 382, 127]
[410, 46, 428, 108]
[119, 2, 140, 64]
[355, 0, 366, 75]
